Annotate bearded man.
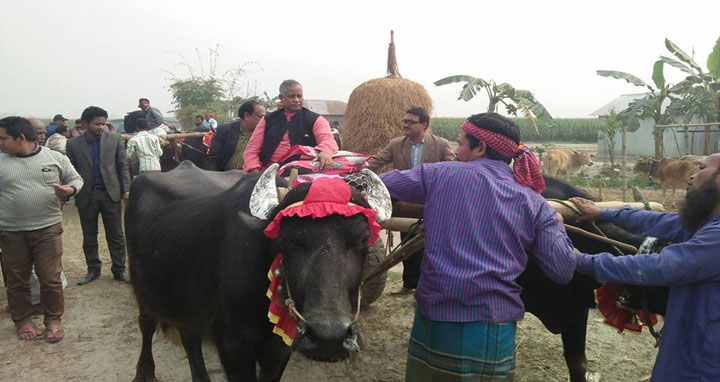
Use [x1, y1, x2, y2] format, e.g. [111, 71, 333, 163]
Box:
[571, 152, 720, 382]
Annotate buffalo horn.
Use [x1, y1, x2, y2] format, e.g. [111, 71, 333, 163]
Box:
[250, 164, 280, 220]
[356, 169, 393, 223]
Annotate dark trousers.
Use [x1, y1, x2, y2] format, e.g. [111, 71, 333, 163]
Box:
[78, 189, 126, 276]
[401, 232, 423, 289]
[0, 223, 64, 328]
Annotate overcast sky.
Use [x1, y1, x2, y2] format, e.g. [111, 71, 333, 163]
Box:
[1, 0, 718, 120]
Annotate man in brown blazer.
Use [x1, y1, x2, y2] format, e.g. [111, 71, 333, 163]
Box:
[366, 107, 454, 295]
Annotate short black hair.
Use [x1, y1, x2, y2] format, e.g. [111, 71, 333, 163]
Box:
[135, 118, 148, 130]
[238, 100, 261, 119]
[406, 107, 430, 127]
[74, 119, 83, 125]
[194, 115, 204, 120]
[80, 106, 109, 123]
[465, 113, 520, 164]
[0, 116, 36, 141]
[55, 125, 69, 135]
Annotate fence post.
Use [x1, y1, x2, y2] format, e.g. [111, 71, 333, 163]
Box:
[704, 126, 712, 155]
[621, 126, 627, 202]
[684, 126, 690, 155]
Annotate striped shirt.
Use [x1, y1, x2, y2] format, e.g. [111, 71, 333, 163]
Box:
[0, 146, 84, 231]
[409, 139, 424, 169]
[127, 131, 163, 172]
[380, 159, 577, 323]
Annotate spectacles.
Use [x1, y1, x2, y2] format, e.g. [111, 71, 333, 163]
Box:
[402, 119, 422, 126]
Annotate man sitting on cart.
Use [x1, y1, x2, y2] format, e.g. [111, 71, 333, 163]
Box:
[243, 79, 338, 173]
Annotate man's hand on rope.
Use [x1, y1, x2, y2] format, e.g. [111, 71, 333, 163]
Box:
[569, 197, 602, 222]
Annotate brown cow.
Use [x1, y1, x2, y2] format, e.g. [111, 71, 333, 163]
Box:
[542, 150, 594, 180]
[634, 156, 700, 207]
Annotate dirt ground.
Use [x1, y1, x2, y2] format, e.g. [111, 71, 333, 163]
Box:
[1, 141, 674, 382]
[0, 197, 666, 382]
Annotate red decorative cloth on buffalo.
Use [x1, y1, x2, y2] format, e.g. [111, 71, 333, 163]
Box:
[266, 253, 296, 346]
[265, 177, 382, 345]
[596, 284, 658, 332]
[263, 177, 382, 244]
[460, 120, 546, 193]
[275, 145, 371, 177]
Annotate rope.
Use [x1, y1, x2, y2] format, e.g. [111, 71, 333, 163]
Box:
[178, 140, 207, 155]
[547, 198, 632, 255]
[283, 277, 363, 325]
[641, 290, 661, 348]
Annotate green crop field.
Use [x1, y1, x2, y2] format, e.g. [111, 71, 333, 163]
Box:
[431, 117, 602, 143]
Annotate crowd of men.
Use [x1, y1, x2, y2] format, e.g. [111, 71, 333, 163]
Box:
[0, 78, 718, 382]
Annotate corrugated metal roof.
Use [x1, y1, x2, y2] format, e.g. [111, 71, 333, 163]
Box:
[589, 93, 671, 116]
[589, 93, 645, 116]
[303, 99, 347, 116]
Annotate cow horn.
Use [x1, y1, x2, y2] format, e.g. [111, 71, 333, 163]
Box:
[353, 169, 393, 223]
[250, 164, 280, 220]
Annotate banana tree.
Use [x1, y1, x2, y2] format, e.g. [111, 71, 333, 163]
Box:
[660, 37, 720, 124]
[597, 59, 678, 158]
[434, 75, 552, 133]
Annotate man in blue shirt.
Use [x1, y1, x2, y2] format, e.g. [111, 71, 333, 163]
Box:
[572, 153, 720, 382]
[45, 114, 68, 141]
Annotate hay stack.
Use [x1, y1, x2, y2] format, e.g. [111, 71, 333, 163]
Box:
[342, 31, 433, 158]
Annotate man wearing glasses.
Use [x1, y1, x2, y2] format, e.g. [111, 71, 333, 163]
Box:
[366, 107, 454, 295]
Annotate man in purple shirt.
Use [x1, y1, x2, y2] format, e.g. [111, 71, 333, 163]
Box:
[380, 113, 577, 381]
[570, 153, 720, 382]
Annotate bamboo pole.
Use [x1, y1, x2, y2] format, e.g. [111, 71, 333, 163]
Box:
[621, 126, 627, 202]
[547, 200, 665, 223]
[563, 225, 638, 254]
[380, 218, 420, 233]
[655, 122, 720, 128]
[704, 126, 711, 155]
[121, 132, 206, 141]
[684, 126, 690, 155]
[362, 233, 424, 282]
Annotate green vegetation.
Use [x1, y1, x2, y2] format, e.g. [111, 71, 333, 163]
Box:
[431, 117, 601, 143]
[597, 36, 720, 148]
[434, 75, 551, 133]
[567, 173, 660, 189]
[167, 46, 276, 129]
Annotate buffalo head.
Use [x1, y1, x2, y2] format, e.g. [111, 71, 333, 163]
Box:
[249, 164, 391, 361]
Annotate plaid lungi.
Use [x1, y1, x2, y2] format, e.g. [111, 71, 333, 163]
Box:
[406, 309, 516, 382]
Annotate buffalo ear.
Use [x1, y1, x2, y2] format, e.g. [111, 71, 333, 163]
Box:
[250, 164, 280, 220]
[237, 211, 267, 233]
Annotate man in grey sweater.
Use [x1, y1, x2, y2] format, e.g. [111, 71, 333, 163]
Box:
[0, 116, 83, 343]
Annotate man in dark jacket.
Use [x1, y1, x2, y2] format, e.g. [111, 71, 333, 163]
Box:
[66, 106, 131, 285]
[243, 80, 337, 172]
[206, 100, 265, 171]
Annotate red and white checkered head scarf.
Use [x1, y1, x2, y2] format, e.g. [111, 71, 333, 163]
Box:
[460, 120, 546, 193]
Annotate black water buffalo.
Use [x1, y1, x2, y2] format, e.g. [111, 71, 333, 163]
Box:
[518, 176, 668, 382]
[125, 161, 391, 381]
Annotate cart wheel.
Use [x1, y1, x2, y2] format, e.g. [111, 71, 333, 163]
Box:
[361, 239, 387, 307]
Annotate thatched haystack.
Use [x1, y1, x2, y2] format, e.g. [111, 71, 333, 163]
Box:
[342, 31, 433, 157]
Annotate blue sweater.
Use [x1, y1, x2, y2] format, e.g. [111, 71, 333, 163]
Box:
[576, 208, 720, 382]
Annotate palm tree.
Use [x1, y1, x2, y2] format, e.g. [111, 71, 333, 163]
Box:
[434, 75, 552, 132]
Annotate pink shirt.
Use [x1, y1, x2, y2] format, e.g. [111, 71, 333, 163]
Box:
[243, 111, 338, 172]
